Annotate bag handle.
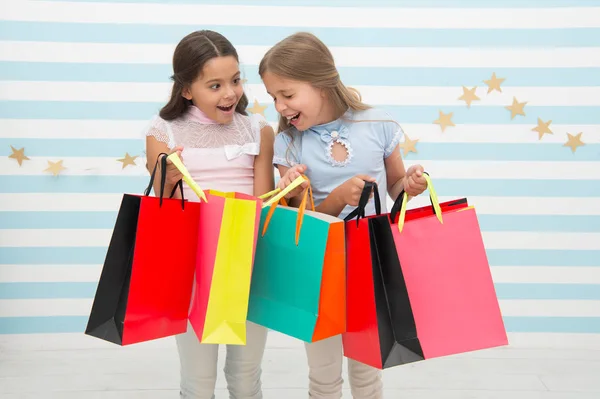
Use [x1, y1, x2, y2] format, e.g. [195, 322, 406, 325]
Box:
[259, 175, 306, 208]
[293, 177, 316, 244]
[260, 175, 314, 246]
[143, 152, 185, 209]
[343, 181, 382, 226]
[390, 172, 443, 233]
[258, 187, 282, 201]
[166, 152, 208, 203]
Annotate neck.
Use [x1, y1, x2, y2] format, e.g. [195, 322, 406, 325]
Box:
[188, 104, 219, 124]
[314, 100, 342, 126]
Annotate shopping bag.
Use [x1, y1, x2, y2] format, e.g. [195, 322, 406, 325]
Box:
[247, 177, 346, 343]
[342, 176, 508, 369]
[388, 175, 508, 364]
[342, 181, 409, 369]
[85, 154, 199, 346]
[168, 153, 261, 345]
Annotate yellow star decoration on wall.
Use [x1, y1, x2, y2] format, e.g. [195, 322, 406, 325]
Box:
[8, 146, 30, 166]
[458, 86, 480, 108]
[505, 97, 527, 120]
[398, 134, 419, 156]
[45, 160, 66, 176]
[532, 118, 553, 140]
[433, 110, 455, 132]
[483, 72, 505, 94]
[241, 79, 248, 84]
[117, 152, 138, 169]
[563, 132, 585, 153]
[248, 99, 267, 116]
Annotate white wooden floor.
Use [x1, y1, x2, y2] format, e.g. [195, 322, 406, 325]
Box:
[1, 332, 600, 399]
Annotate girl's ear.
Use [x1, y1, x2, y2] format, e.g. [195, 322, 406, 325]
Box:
[181, 86, 193, 101]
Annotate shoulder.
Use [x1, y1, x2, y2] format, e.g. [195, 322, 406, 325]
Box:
[143, 115, 174, 148]
[236, 112, 273, 141]
[143, 114, 173, 138]
[276, 126, 301, 143]
[351, 107, 390, 120]
[147, 114, 170, 130]
[347, 107, 400, 131]
[273, 128, 302, 156]
[345, 108, 403, 156]
[273, 129, 302, 166]
[260, 122, 275, 146]
[236, 111, 268, 128]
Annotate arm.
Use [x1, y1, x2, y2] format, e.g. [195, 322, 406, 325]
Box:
[254, 125, 276, 197]
[315, 189, 347, 217]
[315, 173, 377, 218]
[385, 144, 428, 200]
[276, 163, 347, 212]
[384, 144, 407, 201]
[145, 136, 182, 199]
[277, 165, 376, 217]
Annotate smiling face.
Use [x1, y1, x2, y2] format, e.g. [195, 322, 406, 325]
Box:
[182, 55, 244, 124]
[262, 71, 336, 131]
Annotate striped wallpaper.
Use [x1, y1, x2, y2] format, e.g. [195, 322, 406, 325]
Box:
[1, 0, 599, 346]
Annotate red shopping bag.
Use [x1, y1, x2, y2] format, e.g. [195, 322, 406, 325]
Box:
[85, 154, 199, 345]
[389, 174, 508, 363]
[343, 182, 409, 369]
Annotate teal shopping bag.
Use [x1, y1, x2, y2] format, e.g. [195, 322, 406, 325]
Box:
[248, 182, 346, 342]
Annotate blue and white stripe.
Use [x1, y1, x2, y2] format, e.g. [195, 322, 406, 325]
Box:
[1, 0, 599, 344]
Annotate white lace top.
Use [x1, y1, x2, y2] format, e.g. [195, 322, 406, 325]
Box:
[145, 105, 269, 199]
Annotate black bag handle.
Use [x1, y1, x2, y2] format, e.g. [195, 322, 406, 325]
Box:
[343, 181, 381, 225]
[143, 152, 185, 209]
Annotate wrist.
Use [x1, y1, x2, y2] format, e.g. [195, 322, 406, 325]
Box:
[330, 186, 346, 207]
[165, 179, 177, 190]
[390, 178, 405, 201]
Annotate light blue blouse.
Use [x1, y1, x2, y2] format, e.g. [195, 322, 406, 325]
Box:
[273, 107, 403, 220]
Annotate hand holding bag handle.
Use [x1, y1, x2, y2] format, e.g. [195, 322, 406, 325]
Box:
[143, 152, 185, 209]
[390, 172, 443, 233]
[259, 175, 307, 208]
[166, 152, 208, 203]
[343, 181, 382, 226]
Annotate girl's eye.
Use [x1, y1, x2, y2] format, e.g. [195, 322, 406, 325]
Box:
[233, 78, 241, 84]
[284, 94, 293, 99]
[210, 84, 220, 90]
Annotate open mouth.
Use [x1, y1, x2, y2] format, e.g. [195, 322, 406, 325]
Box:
[287, 112, 300, 123]
[217, 104, 234, 112]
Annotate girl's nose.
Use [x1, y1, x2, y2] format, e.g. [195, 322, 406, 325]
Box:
[275, 101, 287, 113]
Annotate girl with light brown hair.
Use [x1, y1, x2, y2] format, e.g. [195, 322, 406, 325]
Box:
[260, 32, 428, 398]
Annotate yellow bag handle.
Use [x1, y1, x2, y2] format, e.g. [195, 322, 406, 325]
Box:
[397, 173, 443, 233]
[166, 152, 208, 203]
[259, 175, 306, 208]
[260, 175, 314, 246]
[258, 187, 281, 201]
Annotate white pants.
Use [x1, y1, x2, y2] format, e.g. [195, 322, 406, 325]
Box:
[175, 321, 268, 399]
[305, 335, 383, 399]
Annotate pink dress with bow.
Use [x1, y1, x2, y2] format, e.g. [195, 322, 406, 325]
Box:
[145, 105, 269, 199]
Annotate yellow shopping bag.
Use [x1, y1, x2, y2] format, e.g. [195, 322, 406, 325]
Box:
[169, 153, 261, 345]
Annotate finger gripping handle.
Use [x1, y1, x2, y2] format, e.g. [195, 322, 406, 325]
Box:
[343, 181, 381, 224]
